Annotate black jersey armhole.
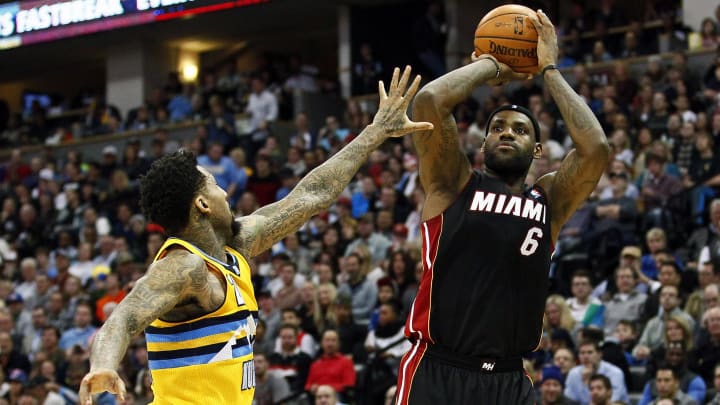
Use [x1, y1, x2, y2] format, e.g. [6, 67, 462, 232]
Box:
[421, 170, 479, 224]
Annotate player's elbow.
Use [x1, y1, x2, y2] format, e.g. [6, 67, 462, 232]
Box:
[593, 136, 610, 160]
[580, 131, 610, 162]
[414, 87, 438, 108]
[413, 88, 449, 117]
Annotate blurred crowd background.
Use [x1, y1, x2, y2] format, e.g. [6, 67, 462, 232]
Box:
[3, 0, 720, 404]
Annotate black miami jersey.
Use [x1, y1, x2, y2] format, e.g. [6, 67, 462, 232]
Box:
[404, 170, 552, 358]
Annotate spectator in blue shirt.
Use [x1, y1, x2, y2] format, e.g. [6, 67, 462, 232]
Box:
[58, 302, 96, 352]
[206, 97, 236, 149]
[564, 340, 629, 404]
[168, 84, 194, 122]
[197, 142, 239, 202]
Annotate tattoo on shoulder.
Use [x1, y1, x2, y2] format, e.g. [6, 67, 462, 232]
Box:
[121, 253, 205, 335]
[232, 216, 263, 257]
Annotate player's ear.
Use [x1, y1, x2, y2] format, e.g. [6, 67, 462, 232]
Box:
[533, 143, 543, 159]
[194, 196, 211, 214]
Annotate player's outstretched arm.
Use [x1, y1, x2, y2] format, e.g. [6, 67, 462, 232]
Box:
[412, 55, 529, 219]
[79, 251, 207, 405]
[232, 66, 433, 258]
[530, 10, 609, 242]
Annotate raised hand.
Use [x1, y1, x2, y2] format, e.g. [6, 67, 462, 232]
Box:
[79, 368, 127, 405]
[527, 9, 558, 73]
[373, 66, 434, 137]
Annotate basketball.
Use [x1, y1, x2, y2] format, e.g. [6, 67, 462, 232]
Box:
[474, 4, 538, 74]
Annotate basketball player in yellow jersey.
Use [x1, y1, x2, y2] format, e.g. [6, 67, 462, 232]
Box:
[77, 66, 432, 405]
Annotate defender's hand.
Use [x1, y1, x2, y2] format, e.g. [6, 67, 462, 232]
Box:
[79, 369, 126, 405]
[528, 10, 558, 73]
[472, 53, 532, 85]
[373, 66, 434, 137]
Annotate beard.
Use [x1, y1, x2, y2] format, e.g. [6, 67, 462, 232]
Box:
[484, 147, 534, 178]
[231, 218, 241, 237]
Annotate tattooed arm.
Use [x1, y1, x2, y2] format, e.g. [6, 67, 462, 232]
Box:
[232, 66, 433, 258]
[79, 251, 208, 404]
[413, 55, 529, 220]
[530, 11, 609, 243]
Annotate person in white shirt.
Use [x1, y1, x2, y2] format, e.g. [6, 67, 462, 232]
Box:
[15, 258, 38, 308]
[245, 76, 278, 156]
[365, 301, 411, 361]
[567, 270, 602, 325]
[68, 242, 94, 286]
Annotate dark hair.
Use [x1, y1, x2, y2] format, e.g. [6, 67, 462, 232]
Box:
[617, 319, 637, 334]
[347, 252, 364, 265]
[281, 261, 298, 273]
[659, 260, 680, 274]
[656, 362, 680, 380]
[42, 326, 61, 340]
[389, 250, 415, 284]
[381, 299, 402, 316]
[660, 284, 679, 296]
[572, 269, 592, 284]
[140, 151, 206, 235]
[578, 339, 601, 352]
[589, 374, 612, 390]
[281, 307, 300, 318]
[278, 323, 299, 335]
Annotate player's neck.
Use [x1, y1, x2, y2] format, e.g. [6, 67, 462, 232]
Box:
[178, 222, 227, 261]
[482, 168, 528, 194]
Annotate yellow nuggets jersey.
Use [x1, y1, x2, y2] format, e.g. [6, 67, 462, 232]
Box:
[145, 237, 258, 405]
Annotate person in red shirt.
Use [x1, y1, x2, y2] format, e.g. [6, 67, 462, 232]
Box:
[95, 274, 126, 323]
[246, 154, 281, 206]
[305, 329, 356, 398]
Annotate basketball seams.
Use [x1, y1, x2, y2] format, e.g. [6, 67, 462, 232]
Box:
[477, 12, 524, 29]
[472, 46, 537, 68]
[477, 12, 539, 32]
[474, 35, 538, 44]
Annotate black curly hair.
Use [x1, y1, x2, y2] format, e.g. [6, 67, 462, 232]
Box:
[140, 150, 206, 235]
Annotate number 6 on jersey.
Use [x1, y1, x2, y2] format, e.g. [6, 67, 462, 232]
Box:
[520, 227, 543, 256]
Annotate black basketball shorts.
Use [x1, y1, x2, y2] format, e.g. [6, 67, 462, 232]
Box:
[394, 341, 535, 405]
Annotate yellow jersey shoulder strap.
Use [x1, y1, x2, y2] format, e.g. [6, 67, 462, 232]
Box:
[154, 237, 230, 269]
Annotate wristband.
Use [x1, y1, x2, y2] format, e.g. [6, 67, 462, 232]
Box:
[541, 64, 558, 76]
[478, 57, 501, 79]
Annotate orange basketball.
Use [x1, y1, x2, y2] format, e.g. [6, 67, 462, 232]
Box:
[474, 4, 538, 74]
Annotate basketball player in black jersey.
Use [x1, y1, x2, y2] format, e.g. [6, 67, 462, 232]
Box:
[395, 10, 609, 405]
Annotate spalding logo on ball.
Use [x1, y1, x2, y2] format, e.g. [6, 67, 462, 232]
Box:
[474, 4, 538, 74]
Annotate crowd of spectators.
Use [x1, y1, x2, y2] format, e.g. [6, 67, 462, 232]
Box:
[4, 1, 720, 405]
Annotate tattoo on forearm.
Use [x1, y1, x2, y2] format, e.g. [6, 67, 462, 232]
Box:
[544, 71, 599, 135]
[238, 126, 387, 257]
